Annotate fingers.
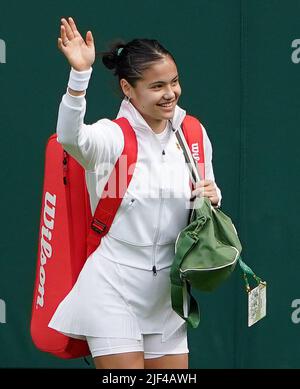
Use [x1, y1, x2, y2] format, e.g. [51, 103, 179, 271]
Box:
[191, 180, 219, 205]
[58, 24, 68, 52]
[85, 30, 94, 47]
[68, 17, 81, 38]
[194, 180, 214, 188]
[57, 37, 63, 51]
[193, 192, 219, 205]
[60, 25, 68, 44]
[57, 36, 68, 53]
[191, 187, 218, 200]
[191, 187, 204, 197]
[193, 180, 216, 194]
[210, 196, 219, 206]
[192, 188, 215, 197]
[61, 18, 75, 40]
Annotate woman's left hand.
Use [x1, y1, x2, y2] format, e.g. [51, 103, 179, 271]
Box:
[191, 180, 220, 207]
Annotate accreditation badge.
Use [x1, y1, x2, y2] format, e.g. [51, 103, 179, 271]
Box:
[248, 282, 267, 327]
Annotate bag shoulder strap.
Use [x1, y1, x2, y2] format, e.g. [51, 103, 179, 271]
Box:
[87, 117, 138, 255]
[181, 114, 205, 181]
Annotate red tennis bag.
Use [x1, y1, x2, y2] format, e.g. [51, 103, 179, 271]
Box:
[30, 115, 205, 359]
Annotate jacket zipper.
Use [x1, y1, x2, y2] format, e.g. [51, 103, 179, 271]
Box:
[150, 125, 175, 275]
[152, 188, 164, 275]
[151, 148, 167, 275]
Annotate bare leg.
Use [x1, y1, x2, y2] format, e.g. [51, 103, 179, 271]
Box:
[144, 353, 189, 369]
[93, 351, 144, 369]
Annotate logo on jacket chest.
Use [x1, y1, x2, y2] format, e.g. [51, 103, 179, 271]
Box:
[176, 141, 181, 151]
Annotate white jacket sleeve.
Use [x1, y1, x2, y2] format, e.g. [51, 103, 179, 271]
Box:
[56, 90, 124, 171]
[202, 124, 222, 208]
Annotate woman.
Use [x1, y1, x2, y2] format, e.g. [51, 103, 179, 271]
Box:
[49, 16, 222, 369]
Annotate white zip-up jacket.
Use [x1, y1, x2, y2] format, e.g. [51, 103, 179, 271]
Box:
[56, 89, 222, 271]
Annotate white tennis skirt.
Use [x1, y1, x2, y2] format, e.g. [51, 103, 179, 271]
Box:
[48, 252, 186, 343]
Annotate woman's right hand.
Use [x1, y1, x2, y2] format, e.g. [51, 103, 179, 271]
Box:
[58, 17, 95, 71]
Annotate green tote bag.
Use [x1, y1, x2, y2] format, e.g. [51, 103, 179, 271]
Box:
[170, 125, 262, 328]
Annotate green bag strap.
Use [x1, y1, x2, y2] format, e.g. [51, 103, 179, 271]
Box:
[170, 235, 200, 328]
[170, 280, 200, 328]
[170, 282, 200, 329]
[238, 256, 263, 292]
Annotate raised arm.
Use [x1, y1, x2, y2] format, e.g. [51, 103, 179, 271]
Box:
[55, 17, 124, 172]
[58, 17, 95, 94]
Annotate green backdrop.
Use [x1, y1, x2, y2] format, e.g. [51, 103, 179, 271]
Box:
[0, 0, 299, 368]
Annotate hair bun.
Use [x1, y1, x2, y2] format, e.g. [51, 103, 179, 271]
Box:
[102, 52, 118, 70]
[101, 41, 126, 71]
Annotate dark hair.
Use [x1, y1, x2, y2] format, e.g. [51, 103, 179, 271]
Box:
[98, 38, 176, 87]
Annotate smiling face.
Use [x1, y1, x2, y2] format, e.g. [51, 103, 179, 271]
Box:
[120, 55, 181, 133]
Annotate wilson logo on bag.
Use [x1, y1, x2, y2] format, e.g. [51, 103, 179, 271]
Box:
[36, 192, 57, 308]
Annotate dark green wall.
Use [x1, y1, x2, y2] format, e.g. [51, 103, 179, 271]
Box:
[0, 0, 299, 368]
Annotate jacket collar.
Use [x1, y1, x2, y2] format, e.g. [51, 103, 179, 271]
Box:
[116, 98, 186, 134]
